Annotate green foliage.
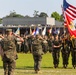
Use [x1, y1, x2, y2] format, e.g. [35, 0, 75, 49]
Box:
[6, 11, 24, 18]
[60, 14, 64, 22]
[51, 11, 61, 21]
[39, 12, 48, 17]
[25, 15, 30, 18]
[33, 10, 39, 17]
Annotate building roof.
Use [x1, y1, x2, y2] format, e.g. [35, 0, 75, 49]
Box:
[2, 17, 55, 26]
[55, 20, 64, 27]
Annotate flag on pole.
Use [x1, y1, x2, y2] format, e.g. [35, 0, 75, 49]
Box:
[64, 29, 66, 34]
[48, 28, 52, 34]
[65, 13, 76, 37]
[42, 26, 46, 36]
[32, 29, 35, 35]
[63, 0, 76, 20]
[34, 27, 39, 35]
[63, 0, 76, 26]
[63, 0, 76, 38]
[30, 27, 32, 35]
[14, 27, 20, 35]
[53, 28, 60, 35]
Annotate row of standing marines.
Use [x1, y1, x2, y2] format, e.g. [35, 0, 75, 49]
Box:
[16, 33, 76, 69]
[0, 29, 76, 75]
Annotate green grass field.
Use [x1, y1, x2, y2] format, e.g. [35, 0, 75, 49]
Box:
[0, 53, 76, 75]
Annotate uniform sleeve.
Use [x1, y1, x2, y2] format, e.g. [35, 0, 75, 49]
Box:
[13, 36, 17, 45]
[0, 39, 4, 49]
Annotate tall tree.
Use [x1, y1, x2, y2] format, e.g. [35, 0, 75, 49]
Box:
[6, 11, 24, 18]
[33, 10, 39, 17]
[39, 12, 48, 17]
[51, 11, 61, 21]
[60, 14, 64, 22]
[25, 15, 30, 18]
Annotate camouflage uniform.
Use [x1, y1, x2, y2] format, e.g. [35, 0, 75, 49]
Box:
[47, 38, 53, 53]
[1, 29, 18, 75]
[32, 35, 43, 73]
[71, 38, 76, 69]
[27, 36, 33, 53]
[61, 39, 70, 68]
[42, 39, 49, 54]
[52, 35, 61, 68]
[16, 37, 22, 53]
[21, 36, 29, 53]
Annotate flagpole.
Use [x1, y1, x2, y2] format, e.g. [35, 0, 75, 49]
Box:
[30, 26, 32, 35]
[63, 17, 65, 36]
[48, 26, 52, 37]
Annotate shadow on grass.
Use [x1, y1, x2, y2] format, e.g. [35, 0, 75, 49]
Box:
[16, 66, 73, 70]
[16, 66, 34, 70]
[42, 66, 53, 69]
[16, 66, 54, 70]
[0, 66, 3, 69]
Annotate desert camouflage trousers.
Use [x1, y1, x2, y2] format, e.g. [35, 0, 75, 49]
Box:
[3, 60, 16, 75]
[33, 54, 42, 71]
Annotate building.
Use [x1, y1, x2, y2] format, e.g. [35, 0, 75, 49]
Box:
[0, 17, 64, 35]
[2, 17, 55, 26]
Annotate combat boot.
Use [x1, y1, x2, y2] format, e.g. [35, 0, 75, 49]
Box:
[4, 70, 8, 75]
[63, 64, 67, 68]
[73, 65, 75, 69]
[35, 70, 38, 74]
[8, 70, 14, 75]
[38, 71, 42, 74]
[54, 64, 58, 68]
[4, 72, 8, 75]
[54, 65, 56, 68]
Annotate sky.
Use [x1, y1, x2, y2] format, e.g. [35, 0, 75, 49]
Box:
[0, 0, 76, 18]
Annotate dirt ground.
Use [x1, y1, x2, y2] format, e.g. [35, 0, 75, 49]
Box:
[0, 68, 76, 75]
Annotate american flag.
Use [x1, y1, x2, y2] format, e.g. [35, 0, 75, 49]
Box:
[63, 0, 76, 26]
[32, 29, 35, 35]
[62, 0, 76, 38]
